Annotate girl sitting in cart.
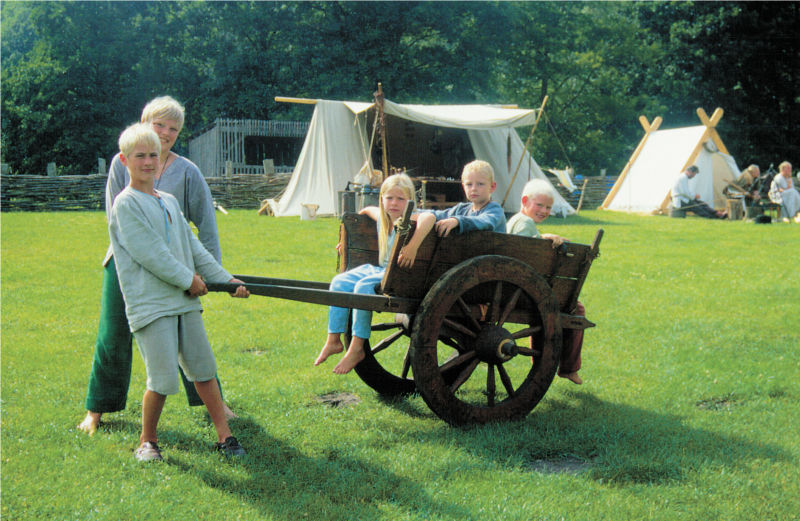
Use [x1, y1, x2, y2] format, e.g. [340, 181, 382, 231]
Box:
[315, 173, 435, 374]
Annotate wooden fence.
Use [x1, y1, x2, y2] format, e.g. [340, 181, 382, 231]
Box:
[1, 173, 293, 212]
[189, 118, 308, 178]
[1, 173, 617, 212]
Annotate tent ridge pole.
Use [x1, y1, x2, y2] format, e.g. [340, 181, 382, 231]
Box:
[275, 96, 318, 105]
[501, 95, 548, 207]
[600, 115, 661, 209]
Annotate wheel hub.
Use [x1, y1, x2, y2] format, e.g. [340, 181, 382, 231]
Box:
[475, 324, 517, 363]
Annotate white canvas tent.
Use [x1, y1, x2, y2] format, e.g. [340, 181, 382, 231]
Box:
[602, 108, 740, 214]
[269, 99, 575, 217]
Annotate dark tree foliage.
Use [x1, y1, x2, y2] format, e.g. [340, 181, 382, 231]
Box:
[635, 1, 800, 169]
[1, 1, 797, 177]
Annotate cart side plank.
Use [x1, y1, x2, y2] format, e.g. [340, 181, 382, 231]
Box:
[338, 213, 379, 272]
[339, 213, 600, 315]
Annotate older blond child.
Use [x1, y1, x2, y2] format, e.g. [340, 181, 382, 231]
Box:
[109, 123, 250, 461]
[507, 178, 585, 385]
[79, 95, 234, 438]
[426, 159, 506, 236]
[315, 173, 435, 374]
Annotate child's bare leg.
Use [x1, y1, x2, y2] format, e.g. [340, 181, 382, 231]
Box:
[333, 335, 366, 374]
[77, 411, 102, 435]
[194, 379, 232, 443]
[559, 372, 583, 385]
[315, 333, 345, 366]
[140, 390, 166, 445]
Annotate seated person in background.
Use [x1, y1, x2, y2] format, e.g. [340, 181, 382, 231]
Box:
[670, 165, 726, 218]
[724, 164, 762, 218]
[768, 161, 800, 222]
[506, 178, 585, 385]
[425, 159, 507, 235]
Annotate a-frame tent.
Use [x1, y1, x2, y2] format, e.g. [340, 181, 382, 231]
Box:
[601, 108, 741, 214]
[268, 98, 575, 217]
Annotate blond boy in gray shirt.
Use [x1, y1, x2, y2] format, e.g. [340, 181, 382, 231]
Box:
[109, 123, 249, 461]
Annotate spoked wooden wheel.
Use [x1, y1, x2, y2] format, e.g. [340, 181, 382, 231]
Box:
[410, 255, 562, 425]
[351, 314, 470, 397]
[351, 316, 417, 397]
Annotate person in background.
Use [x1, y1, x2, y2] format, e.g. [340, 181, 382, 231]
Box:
[507, 178, 585, 385]
[725, 164, 762, 218]
[768, 161, 800, 222]
[78, 96, 235, 436]
[670, 165, 726, 219]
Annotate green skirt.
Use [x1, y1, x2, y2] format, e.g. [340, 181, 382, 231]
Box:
[84, 258, 222, 412]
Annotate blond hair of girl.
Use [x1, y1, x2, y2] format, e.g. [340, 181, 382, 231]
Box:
[377, 173, 416, 262]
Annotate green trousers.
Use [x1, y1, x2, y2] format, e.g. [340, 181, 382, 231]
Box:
[84, 258, 223, 412]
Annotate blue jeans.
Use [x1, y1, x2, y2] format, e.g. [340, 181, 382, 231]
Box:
[328, 264, 385, 339]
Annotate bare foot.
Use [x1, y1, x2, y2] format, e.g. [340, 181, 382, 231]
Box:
[559, 372, 583, 385]
[77, 411, 102, 435]
[315, 335, 344, 366]
[333, 348, 365, 374]
[222, 402, 238, 420]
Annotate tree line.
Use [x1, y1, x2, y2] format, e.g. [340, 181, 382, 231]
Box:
[1, 1, 797, 177]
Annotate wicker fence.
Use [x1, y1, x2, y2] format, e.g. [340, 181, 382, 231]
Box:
[553, 175, 619, 211]
[1, 173, 617, 212]
[1, 173, 293, 212]
[0, 175, 108, 211]
[205, 173, 293, 209]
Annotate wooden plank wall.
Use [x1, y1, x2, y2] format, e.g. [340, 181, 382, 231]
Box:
[188, 118, 309, 178]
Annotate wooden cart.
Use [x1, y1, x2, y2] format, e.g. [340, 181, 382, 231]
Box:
[209, 208, 603, 425]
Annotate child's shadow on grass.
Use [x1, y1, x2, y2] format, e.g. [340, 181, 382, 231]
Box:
[396, 390, 791, 486]
[167, 416, 466, 521]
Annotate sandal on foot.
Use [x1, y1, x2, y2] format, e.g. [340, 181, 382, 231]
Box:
[215, 436, 246, 458]
[135, 441, 163, 462]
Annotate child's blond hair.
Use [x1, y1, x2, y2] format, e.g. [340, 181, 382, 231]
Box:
[521, 178, 555, 201]
[378, 173, 416, 262]
[461, 159, 495, 184]
[140, 95, 185, 129]
[118, 123, 161, 158]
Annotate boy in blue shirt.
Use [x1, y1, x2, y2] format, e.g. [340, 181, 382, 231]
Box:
[426, 160, 506, 235]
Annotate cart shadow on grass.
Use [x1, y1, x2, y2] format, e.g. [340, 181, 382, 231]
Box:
[382, 390, 792, 486]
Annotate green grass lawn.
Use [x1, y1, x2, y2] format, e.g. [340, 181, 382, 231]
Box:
[2, 209, 798, 520]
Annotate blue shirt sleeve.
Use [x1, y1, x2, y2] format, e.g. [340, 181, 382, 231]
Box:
[425, 202, 506, 233]
[457, 202, 507, 233]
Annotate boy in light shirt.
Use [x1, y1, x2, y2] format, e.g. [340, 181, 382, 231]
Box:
[109, 123, 249, 461]
[507, 179, 584, 385]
